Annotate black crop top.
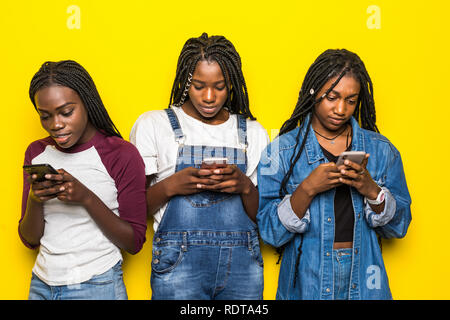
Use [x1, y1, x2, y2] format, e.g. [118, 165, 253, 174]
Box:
[320, 145, 355, 243]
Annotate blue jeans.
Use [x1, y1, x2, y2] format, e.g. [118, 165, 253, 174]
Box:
[151, 232, 264, 300]
[28, 261, 127, 300]
[332, 248, 353, 300]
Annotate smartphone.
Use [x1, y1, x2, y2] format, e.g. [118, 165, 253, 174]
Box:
[23, 164, 59, 182]
[201, 157, 228, 168]
[336, 151, 366, 166]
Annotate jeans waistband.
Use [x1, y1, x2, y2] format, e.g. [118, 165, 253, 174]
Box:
[333, 248, 353, 258]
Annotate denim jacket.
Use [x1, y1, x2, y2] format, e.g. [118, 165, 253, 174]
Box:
[257, 115, 412, 300]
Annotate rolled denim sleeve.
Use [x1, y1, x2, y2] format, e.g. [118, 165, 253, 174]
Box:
[368, 144, 411, 239]
[278, 194, 310, 233]
[364, 187, 396, 228]
[257, 140, 297, 248]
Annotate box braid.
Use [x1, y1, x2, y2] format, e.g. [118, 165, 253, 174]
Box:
[29, 60, 122, 138]
[169, 32, 255, 120]
[275, 49, 379, 273]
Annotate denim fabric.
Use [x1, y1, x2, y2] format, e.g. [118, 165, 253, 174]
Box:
[277, 194, 311, 233]
[333, 249, 353, 300]
[28, 261, 127, 300]
[257, 114, 412, 300]
[151, 231, 263, 299]
[151, 108, 263, 300]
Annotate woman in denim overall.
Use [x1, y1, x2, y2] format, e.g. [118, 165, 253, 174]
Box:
[151, 107, 263, 299]
[130, 33, 267, 299]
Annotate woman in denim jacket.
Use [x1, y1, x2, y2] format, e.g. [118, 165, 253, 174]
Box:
[257, 49, 411, 300]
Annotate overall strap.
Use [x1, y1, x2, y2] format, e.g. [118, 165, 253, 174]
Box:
[237, 114, 248, 150]
[165, 107, 185, 144]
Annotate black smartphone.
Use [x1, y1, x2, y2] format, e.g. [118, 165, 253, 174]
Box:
[23, 164, 59, 182]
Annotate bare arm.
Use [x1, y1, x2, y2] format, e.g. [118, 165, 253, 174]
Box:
[19, 196, 45, 248]
[19, 175, 62, 247]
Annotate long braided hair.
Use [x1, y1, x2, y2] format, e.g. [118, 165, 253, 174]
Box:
[275, 49, 379, 273]
[279, 49, 378, 197]
[169, 32, 255, 120]
[29, 60, 122, 138]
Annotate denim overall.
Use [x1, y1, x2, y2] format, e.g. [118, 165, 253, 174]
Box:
[151, 108, 264, 300]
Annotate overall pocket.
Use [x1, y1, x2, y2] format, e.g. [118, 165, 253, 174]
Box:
[152, 244, 186, 274]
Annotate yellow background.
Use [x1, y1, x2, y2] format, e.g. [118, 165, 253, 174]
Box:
[1, 0, 448, 299]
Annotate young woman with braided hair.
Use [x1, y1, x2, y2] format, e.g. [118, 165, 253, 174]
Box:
[20, 60, 147, 299]
[130, 33, 268, 299]
[257, 49, 411, 299]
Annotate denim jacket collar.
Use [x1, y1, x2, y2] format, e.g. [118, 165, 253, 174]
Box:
[302, 114, 366, 164]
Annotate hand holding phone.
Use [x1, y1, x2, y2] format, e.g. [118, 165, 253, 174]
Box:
[337, 152, 381, 203]
[23, 164, 64, 202]
[198, 158, 252, 195]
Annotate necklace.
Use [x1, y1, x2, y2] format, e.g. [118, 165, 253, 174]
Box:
[314, 124, 348, 145]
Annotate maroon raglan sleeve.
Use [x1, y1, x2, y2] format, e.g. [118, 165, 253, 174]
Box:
[97, 136, 148, 253]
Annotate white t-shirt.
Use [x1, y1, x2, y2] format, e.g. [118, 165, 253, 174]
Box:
[20, 132, 147, 286]
[130, 107, 270, 231]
